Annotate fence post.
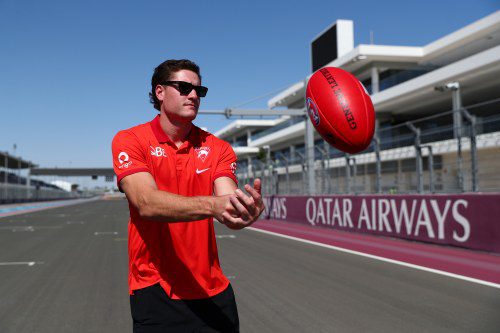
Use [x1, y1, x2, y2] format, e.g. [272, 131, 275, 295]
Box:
[374, 135, 381, 194]
[296, 151, 307, 195]
[407, 122, 423, 193]
[273, 160, 279, 195]
[263, 146, 272, 194]
[247, 156, 252, 184]
[285, 156, 290, 195]
[305, 117, 316, 195]
[352, 157, 357, 195]
[315, 145, 329, 194]
[452, 87, 464, 192]
[462, 108, 478, 192]
[276, 153, 290, 195]
[345, 154, 351, 194]
[324, 143, 331, 193]
[434, 82, 464, 192]
[423, 146, 434, 193]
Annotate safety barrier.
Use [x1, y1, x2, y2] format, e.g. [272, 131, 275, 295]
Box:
[262, 194, 500, 253]
[0, 183, 77, 204]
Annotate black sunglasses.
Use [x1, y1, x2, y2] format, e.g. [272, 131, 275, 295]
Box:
[161, 81, 208, 97]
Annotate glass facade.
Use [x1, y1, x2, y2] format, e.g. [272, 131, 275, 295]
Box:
[251, 117, 304, 141]
[363, 65, 440, 95]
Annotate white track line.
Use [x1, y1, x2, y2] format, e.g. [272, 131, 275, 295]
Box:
[0, 261, 37, 266]
[247, 227, 500, 289]
[94, 231, 118, 236]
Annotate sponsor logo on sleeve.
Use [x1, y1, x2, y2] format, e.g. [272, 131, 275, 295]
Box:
[230, 162, 237, 174]
[117, 152, 132, 169]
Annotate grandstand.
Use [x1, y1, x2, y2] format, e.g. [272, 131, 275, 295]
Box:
[1, 152, 58, 203]
[216, 11, 500, 195]
[0, 151, 81, 203]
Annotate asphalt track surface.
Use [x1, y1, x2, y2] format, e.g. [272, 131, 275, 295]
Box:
[0, 199, 499, 332]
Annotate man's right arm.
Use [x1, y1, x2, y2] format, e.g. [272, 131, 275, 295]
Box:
[121, 171, 237, 222]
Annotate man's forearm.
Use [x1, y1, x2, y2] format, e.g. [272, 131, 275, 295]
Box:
[133, 189, 215, 222]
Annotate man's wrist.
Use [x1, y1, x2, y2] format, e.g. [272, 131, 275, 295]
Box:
[199, 196, 216, 218]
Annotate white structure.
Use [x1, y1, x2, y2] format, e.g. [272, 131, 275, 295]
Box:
[51, 180, 73, 192]
[215, 11, 500, 194]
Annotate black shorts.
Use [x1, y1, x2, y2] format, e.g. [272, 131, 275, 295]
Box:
[130, 283, 239, 333]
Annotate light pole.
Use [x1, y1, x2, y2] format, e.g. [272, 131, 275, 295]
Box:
[435, 82, 463, 192]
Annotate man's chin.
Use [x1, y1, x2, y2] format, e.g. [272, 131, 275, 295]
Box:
[165, 109, 198, 123]
[188, 108, 199, 118]
[179, 110, 198, 122]
[186, 109, 198, 120]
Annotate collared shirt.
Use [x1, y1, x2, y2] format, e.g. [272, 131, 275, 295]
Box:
[112, 115, 237, 299]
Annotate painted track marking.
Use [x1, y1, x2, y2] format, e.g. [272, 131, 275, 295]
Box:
[247, 227, 500, 289]
[0, 261, 43, 266]
[94, 231, 118, 236]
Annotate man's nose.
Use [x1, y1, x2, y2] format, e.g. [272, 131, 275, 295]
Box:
[187, 88, 200, 99]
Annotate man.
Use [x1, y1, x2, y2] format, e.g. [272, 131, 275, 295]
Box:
[112, 59, 264, 332]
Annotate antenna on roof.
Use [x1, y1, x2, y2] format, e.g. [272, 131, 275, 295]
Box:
[370, 30, 374, 45]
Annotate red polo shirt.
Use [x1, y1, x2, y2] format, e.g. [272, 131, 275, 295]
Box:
[111, 115, 237, 300]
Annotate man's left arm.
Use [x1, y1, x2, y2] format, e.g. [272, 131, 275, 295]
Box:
[213, 142, 264, 229]
[214, 177, 265, 230]
[214, 177, 238, 196]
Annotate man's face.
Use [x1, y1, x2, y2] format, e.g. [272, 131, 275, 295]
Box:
[156, 69, 201, 122]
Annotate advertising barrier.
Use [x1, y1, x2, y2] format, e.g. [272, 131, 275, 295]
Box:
[262, 194, 500, 253]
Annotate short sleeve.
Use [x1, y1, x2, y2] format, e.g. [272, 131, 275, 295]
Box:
[213, 141, 238, 185]
[112, 130, 151, 190]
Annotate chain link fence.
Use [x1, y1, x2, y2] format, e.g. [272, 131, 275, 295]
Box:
[238, 98, 500, 195]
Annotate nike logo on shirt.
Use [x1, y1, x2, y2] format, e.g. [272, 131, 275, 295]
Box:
[196, 168, 210, 174]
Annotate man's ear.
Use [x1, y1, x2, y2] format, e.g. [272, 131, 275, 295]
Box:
[156, 85, 165, 103]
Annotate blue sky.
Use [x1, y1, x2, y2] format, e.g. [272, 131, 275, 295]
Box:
[0, 0, 497, 168]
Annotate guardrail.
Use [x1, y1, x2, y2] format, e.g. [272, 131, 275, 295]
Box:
[238, 98, 500, 194]
[262, 194, 500, 253]
[0, 183, 77, 204]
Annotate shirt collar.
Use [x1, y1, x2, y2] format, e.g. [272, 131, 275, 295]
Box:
[150, 115, 170, 143]
[150, 115, 202, 147]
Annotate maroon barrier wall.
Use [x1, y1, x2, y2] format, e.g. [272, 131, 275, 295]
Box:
[261, 194, 500, 253]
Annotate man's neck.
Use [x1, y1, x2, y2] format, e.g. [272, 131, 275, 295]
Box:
[159, 112, 193, 148]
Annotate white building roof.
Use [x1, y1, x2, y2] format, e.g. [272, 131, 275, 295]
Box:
[214, 118, 290, 140]
[268, 10, 500, 110]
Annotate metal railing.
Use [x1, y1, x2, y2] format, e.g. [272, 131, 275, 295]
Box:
[251, 117, 303, 141]
[237, 98, 500, 194]
[0, 183, 78, 204]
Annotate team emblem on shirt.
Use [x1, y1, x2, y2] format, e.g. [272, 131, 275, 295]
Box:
[230, 162, 237, 174]
[195, 147, 211, 162]
[117, 152, 132, 169]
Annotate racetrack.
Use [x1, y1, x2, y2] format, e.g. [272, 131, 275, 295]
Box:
[0, 199, 499, 332]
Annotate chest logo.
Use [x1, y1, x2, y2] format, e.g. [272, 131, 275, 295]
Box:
[150, 146, 167, 158]
[196, 168, 210, 175]
[195, 146, 211, 162]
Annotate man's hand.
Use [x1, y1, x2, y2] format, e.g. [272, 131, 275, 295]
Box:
[212, 195, 240, 223]
[220, 179, 265, 230]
